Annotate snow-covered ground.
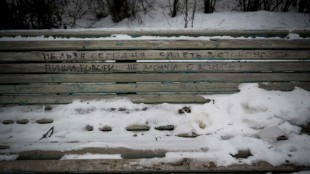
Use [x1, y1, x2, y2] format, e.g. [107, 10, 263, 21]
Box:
[85, 11, 310, 30]
[0, 1, 310, 171]
[66, 0, 310, 30]
[0, 84, 309, 167]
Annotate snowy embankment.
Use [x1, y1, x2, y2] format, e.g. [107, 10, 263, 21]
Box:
[0, 1, 310, 169]
[88, 11, 310, 30]
[0, 84, 309, 167]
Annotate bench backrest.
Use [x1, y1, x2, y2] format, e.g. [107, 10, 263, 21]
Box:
[0, 33, 310, 104]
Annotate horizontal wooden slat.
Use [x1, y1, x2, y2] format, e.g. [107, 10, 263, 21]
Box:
[0, 62, 309, 73]
[258, 82, 310, 91]
[0, 29, 290, 38]
[1, 82, 308, 95]
[0, 83, 240, 94]
[0, 73, 309, 83]
[1, 50, 310, 62]
[1, 39, 310, 51]
[292, 30, 310, 38]
[13, 148, 166, 160]
[0, 94, 210, 104]
[0, 160, 308, 172]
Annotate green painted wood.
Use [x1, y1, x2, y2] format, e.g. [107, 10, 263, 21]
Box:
[1, 39, 310, 51]
[0, 62, 309, 73]
[0, 83, 240, 94]
[0, 94, 210, 104]
[1, 50, 309, 62]
[0, 30, 290, 38]
[0, 73, 309, 84]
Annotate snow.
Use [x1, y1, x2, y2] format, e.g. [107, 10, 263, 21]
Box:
[67, 0, 310, 30]
[0, 0, 310, 169]
[292, 172, 310, 174]
[0, 155, 18, 161]
[0, 84, 309, 166]
[61, 153, 122, 160]
[89, 11, 309, 30]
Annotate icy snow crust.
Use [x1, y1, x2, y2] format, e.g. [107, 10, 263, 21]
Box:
[0, 84, 309, 166]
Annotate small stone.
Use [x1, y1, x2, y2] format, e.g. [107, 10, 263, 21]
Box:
[108, 108, 116, 111]
[201, 147, 209, 152]
[142, 107, 148, 111]
[198, 121, 206, 129]
[99, 126, 112, 132]
[2, 120, 14, 124]
[208, 161, 217, 168]
[118, 108, 126, 111]
[126, 125, 150, 131]
[231, 149, 252, 159]
[178, 106, 191, 114]
[133, 134, 137, 137]
[36, 119, 53, 124]
[85, 125, 93, 131]
[16, 119, 29, 124]
[45, 106, 52, 111]
[277, 135, 288, 141]
[300, 123, 310, 135]
[155, 125, 174, 131]
[176, 132, 198, 138]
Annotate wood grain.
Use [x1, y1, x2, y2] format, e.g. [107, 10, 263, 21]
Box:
[0, 159, 308, 172]
[0, 29, 290, 38]
[1, 50, 309, 62]
[0, 73, 309, 83]
[1, 39, 310, 51]
[0, 83, 240, 94]
[1, 62, 308, 73]
[0, 94, 210, 104]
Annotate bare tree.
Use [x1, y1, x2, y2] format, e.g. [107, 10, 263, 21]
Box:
[184, 0, 189, 28]
[68, 0, 88, 28]
[1, 0, 68, 29]
[171, 0, 179, 17]
[191, 0, 197, 28]
[204, 0, 216, 13]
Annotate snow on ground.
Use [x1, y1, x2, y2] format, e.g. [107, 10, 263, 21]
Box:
[0, 84, 309, 167]
[0, 33, 307, 41]
[87, 11, 310, 30]
[0, 0, 310, 169]
[70, 0, 310, 30]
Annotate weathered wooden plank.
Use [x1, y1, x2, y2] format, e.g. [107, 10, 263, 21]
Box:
[258, 82, 310, 91]
[292, 30, 310, 38]
[1, 82, 308, 94]
[1, 62, 309, 73]
[1, 39, 310, 51]
[1, 50, 310, 62]
[0, 83, 240, 94]
[0, 94, 210, 104]
[0, 73, 309, 84]
[0, 29, 290, 38]
[0, 160, 308, 172]
[16, 148, 166, 160]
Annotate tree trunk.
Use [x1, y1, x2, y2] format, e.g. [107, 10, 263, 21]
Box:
[204, 0, 209, 13]
[299, 0, 307, 12]
[171, 0, 178, 17]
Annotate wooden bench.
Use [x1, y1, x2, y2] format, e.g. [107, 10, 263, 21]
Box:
[0, 30, 310, 173]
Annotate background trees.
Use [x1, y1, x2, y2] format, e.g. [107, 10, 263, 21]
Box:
[0, 0, 308, 29]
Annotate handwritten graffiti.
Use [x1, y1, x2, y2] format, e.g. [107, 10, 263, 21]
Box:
[43, 63, 241, 73]
[42, 51, 268, 60]
[45, 64, 114, 72]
